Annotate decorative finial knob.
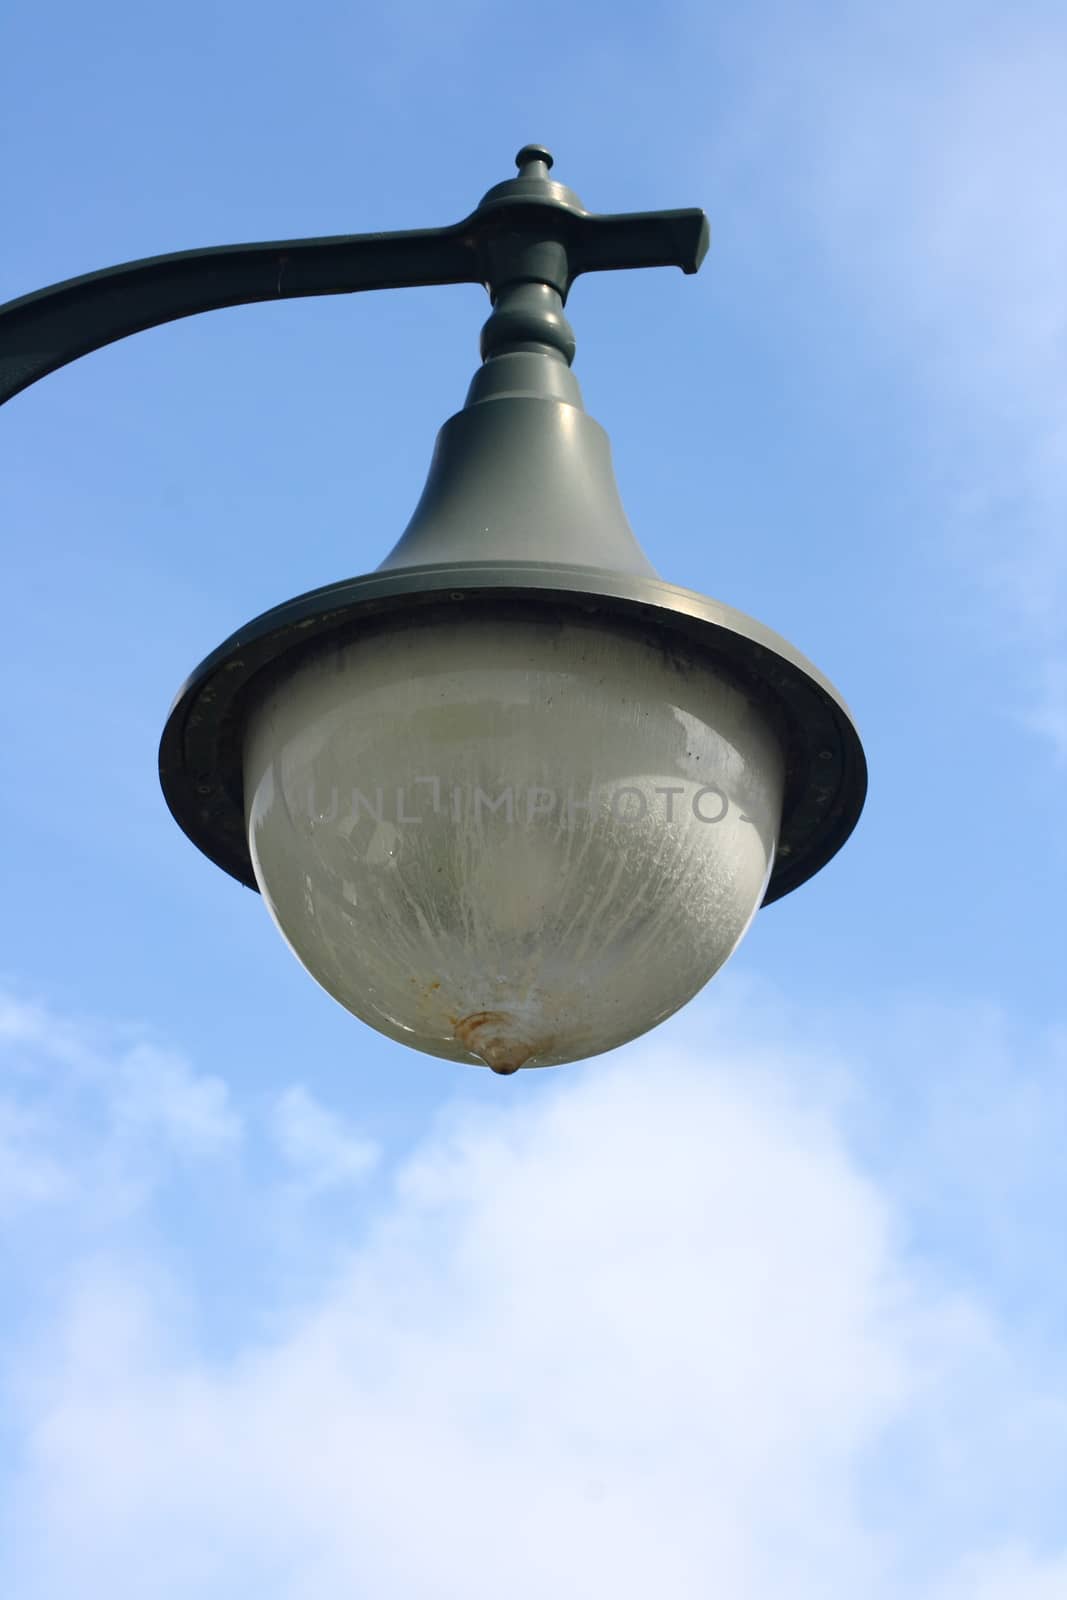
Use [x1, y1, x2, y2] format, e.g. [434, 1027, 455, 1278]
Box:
[515, 144, 554, 174]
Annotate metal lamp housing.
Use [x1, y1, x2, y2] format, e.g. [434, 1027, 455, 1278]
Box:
[159, 155, 865, 1071]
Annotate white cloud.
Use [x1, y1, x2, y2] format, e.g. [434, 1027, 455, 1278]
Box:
[0, 1098, 69, 1218]
[937, 1546, 1067, 1600]
[2, 988, 1067, 1598]
[0, 992, 243, 1227]
[271, 1083, 379, 1190]
[110, 1042, 242, 1156]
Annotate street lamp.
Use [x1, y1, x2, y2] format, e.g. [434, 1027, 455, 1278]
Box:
[1, 146, 866, 1073]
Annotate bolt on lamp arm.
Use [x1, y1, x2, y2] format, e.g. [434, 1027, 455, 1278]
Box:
[0, 145, 709, 408]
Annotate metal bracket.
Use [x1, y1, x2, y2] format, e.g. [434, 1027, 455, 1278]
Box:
[0, 145, 708, 406]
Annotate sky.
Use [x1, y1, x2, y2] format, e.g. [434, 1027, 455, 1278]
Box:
[1, 1, 1065, 1594]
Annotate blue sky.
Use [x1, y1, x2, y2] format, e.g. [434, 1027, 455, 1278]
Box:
[1, 2, 1065, 1594]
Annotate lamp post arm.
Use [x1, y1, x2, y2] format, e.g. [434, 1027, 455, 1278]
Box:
[0, 147, 708, 408]
[0, 222, 484, 407]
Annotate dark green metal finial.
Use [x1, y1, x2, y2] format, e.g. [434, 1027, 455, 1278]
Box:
[478, 146, 577, 366]
[515, 144, 554, 173]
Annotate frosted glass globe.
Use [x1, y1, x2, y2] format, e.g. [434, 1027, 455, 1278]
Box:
[244, 611, 784, 1071]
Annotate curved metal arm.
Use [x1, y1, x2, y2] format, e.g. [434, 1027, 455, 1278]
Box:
[0, 146, 709, 407]
[0, 224, 484, 406]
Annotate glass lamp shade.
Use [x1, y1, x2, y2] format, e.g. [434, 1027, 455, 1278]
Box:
[243, 610, 785, 1072]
